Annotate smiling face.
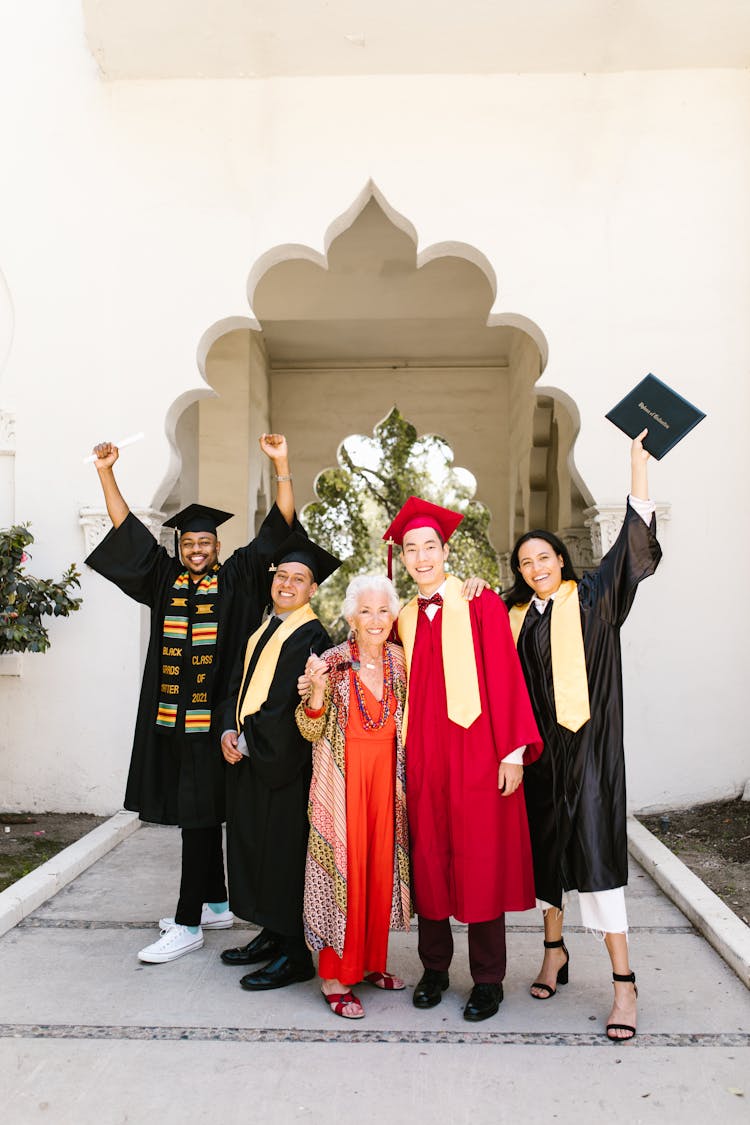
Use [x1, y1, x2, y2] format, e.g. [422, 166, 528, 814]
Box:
[401, 525, 450, 596]
[271, 561, 318, 614]
[180, 532, 220, 579]
[347, 590, 396, 649]
[516, 538, 565, 600]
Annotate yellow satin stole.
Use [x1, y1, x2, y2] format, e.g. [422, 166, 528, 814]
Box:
[508, 579, 590, 733]
[236, 603, 318, 729]
[399, 574, 481, 743]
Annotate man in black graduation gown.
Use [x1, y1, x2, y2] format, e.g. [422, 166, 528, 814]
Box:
[86, 434, 299, 964]
[219, 532, 340, 990]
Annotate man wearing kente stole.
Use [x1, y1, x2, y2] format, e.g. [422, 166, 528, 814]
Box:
[505, 431, 661, 1042]
[86, 434, 298, 964]
[384, 497, 543, 1022]
[218, 532, 340, 992]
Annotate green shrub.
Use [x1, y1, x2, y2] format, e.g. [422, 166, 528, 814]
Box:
[0, 524, 81, 653]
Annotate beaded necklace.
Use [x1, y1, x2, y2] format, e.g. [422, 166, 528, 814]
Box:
[348, 637, 394, 731]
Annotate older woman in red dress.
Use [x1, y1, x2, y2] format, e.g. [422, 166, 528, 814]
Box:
[296, 575, 410, 1019]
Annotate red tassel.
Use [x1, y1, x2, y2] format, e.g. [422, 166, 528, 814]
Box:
[387, 540, 393, 581]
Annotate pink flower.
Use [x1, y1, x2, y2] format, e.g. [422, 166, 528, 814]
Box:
[20, 552, 29, 564]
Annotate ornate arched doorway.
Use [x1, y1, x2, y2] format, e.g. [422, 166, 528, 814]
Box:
[162, 184, 595, 577]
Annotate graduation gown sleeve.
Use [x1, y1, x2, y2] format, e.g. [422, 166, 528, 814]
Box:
[581, 499, 662, 624]
[85, 511, 177, 605]
[220, 503, 303, 593]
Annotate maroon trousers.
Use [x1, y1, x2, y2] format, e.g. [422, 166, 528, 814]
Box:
[417, 914, 507, 984]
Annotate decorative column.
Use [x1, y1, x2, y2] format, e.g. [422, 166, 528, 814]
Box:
[561, 526, 595, 572]
[584, 501, 671, 564]
[79, 507, 174, 556]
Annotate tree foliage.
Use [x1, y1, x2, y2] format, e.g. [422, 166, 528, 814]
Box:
[0, 525, 82, 654]
[302, 408, 500, 638]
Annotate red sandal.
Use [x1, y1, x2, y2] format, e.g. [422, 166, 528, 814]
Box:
[321, 989, 365, 1019]
[363, 970, 406, 991]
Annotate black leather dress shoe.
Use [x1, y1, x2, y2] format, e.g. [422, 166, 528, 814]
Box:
[463, 982, 503, 1022]
[413, 969, 450, 1009]
[240, 954, 316, 991]
[220, 931, 281, 966]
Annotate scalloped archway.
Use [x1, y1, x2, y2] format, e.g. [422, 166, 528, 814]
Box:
[167, 184, 592, 568]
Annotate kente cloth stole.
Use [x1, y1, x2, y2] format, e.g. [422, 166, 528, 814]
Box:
[508, 579, 590, 733]
[156, 566, 220, 735]
[398, 573, 481, 743]
[236, 603, 318, 729]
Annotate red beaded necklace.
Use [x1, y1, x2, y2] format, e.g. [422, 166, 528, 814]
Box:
[348, 637, 394, 731]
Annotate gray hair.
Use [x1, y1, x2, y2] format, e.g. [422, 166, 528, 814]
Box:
[342, 574, 400, 622]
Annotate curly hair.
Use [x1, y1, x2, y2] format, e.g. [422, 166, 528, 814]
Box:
[341, 574, 401, 622]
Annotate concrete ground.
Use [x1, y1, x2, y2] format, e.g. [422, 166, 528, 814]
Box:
[0, 823, 748, 1124]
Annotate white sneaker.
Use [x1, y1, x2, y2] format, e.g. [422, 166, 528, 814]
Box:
[138, 924, 204, 963]
[158, 904, 234, 931]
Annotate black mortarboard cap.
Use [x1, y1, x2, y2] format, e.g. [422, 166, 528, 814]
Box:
[163, 504, 234, 535]
[163, 504, 233, 555]
[269, 530, 343, 585]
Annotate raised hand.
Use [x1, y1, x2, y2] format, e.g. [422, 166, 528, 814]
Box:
[631, 428, 651, 465]
[630, 428, 650, 500]
[259, 433, 289, 463]
[92, 442, 119, 470]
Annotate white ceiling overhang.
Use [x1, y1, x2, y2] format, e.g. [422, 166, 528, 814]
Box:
[82, 0, 750, 80]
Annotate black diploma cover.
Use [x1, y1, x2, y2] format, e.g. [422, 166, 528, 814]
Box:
[606, 373, 706, 460]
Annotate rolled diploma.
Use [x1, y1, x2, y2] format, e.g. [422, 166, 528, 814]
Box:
[83, 432, 145, 464]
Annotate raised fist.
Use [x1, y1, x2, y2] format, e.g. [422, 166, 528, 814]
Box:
[92, 442, 119, 470]
[259, 433, 289, 463]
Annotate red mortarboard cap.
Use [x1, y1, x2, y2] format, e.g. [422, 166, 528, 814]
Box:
[382, 497, 463, 578]
[383, 496, 463, 547]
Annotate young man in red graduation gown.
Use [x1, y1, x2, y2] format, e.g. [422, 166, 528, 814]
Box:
[385, 498, 543, 1021]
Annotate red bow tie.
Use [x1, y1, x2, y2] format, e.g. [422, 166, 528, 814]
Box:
[418, 592, 443, 612]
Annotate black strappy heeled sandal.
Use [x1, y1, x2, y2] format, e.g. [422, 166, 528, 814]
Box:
[530, 938, 570, 999]
[606, 971, 638, 1041]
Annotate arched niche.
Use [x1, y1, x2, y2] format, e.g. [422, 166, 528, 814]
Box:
[163, 183, 593, 566]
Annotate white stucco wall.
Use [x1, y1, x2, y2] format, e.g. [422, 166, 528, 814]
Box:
[0, 4, 746, 812]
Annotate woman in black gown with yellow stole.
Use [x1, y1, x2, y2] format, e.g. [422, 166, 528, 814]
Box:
[505, 431, 661, 1040]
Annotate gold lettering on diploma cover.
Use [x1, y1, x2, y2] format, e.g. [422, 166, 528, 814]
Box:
[195, 604, 214, 615]
[191, 654, 214, 666]
[161, 683, 180, 695]
[162, 646, 182, 657]
[191, 691, 208, 704]
[638, 401, 670, 429]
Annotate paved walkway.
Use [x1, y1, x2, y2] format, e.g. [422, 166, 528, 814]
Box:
[0, 823, 748, 1124]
